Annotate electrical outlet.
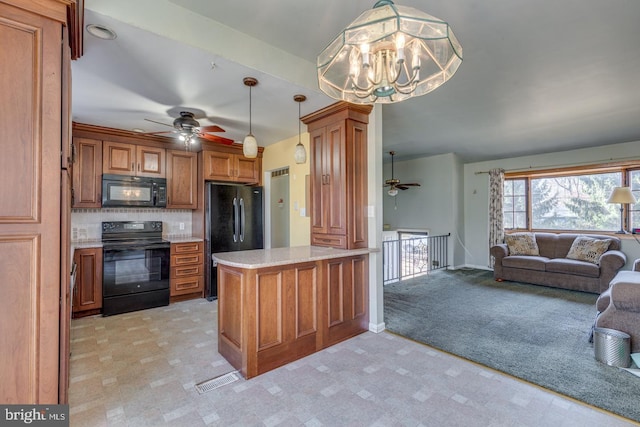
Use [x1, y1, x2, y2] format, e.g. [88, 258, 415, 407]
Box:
[179, 222, 185, 230]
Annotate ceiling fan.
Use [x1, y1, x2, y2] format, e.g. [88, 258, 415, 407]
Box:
[143, 111, 234, 146]
[384, 151, 420, 196]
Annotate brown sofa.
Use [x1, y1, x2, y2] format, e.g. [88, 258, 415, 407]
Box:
[595, 260, 640, 352]
[490, 233, 626, 294]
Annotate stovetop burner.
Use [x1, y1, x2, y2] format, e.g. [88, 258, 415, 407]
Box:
[101, 221, 167, 247]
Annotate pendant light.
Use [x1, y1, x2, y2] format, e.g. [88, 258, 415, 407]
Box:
[243, 77, 258, 158]
[293, 94, 307, 164]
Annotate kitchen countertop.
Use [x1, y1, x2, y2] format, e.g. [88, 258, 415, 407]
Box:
[71, 239, 103, 249]
[164, 235, 203, 243]
[212, 246, 377, 269]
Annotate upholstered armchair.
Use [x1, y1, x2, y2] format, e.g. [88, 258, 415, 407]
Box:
[596, 259, 640, 352]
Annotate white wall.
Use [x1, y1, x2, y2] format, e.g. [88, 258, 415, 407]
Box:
[463, 139, 640, 270]
[382, 153, 466, 268]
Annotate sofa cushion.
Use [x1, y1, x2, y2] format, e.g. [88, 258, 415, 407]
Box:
[502, 255, 549, 271]
[505, 232, 540, 256]
[566, 236, 612, 265]
[545, 258, 600, 278]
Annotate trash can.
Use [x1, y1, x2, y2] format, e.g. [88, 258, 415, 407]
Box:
[593, 327, 631, 368]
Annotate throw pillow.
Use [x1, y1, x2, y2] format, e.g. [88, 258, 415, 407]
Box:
[566, 236, 612, 265]
[505, 232, 540, 256]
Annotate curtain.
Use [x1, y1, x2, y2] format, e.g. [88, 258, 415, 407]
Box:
[488, 168, 505, 267]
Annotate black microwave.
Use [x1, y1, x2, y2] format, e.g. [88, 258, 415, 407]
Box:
[102, 174, 167, 208]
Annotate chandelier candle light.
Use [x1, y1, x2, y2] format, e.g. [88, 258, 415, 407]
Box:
[243, 77, 259, 158]
[317, 0, 462, 103]
[607, 186, 637, 234]
[293, 94, 307, 164]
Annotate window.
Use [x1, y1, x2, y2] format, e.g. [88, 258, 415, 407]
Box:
[503, 163, 640, 232]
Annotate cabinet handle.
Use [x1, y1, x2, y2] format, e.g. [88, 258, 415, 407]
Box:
[138, 163, 141, 171]
[131, 162, 135, 171]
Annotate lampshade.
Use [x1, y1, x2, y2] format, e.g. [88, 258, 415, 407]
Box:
[243, 77, 258, 159]
[387, 188, 398, 197]
[317, 0, 462, 104]
[243, 134, 258, 158]
[607, 187, 636, 204]
[293, 94, 307, 164]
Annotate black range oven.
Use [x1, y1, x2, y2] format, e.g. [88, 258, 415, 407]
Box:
[102, 221, 170, 316]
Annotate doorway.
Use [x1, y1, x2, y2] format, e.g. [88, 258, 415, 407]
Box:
[269, 167, 290, 248]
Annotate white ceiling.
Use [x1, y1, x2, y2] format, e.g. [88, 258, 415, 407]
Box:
[73, 0, 640, 162]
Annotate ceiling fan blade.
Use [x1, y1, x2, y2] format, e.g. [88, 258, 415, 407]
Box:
[399, 183, 421, 187]
[199, 133, 235, 145]
[198, 125, 225, 133]
[144, 118, 174, 128]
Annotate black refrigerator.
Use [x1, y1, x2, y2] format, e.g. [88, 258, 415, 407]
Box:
[205, 183, 264, 300]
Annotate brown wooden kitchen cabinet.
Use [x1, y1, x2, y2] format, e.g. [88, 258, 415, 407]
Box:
[167, 150, 198, 209]
[202, 149, 261, 184]
[170, 241, 204, 299]
[217, 253, 368, 379]
[72, 247, 103, 317]
[323, 255, 369, 347]
[103, 141, 166, 178]
[302, 102, 372, 249]
[0, 0, 81, 404]
[72, 137, 103, 208]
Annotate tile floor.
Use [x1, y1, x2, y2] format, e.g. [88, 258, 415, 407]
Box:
[69, 299, 637, 426]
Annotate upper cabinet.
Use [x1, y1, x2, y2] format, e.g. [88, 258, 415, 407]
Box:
[72, 137, 102, 208]
[166, 150, 197, 209]
[202, 150, 261, 184]
[302, 102, 372, 250]
[103, 141, 165, 178]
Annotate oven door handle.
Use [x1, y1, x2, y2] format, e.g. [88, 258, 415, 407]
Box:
[103, 243, 170, 252]
[233, 197, 238, 243]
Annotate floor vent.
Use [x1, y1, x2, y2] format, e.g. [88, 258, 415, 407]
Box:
[195, 371, 241, 394]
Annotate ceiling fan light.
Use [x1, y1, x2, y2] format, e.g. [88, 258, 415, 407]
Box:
[243, 134, 258, 158]
[388, 188, 398, 197]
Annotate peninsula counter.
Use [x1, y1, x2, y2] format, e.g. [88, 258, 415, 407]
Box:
[213, 246, 374, 378]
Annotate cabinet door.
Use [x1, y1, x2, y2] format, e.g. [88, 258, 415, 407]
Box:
[72, 138, 102, 208]
[236, 156, 260, 184]
[325, 122, 347, 235]
[73, 248, 103, 313]
[310, 128, 327, 233]
[203, 150, 234, 181]
[167, 150, 197, 208]
[103, 141, 135, 175]
[136, 145, 165, 178]
[324, 255, 368, 347]
[0, 1, 65, 404]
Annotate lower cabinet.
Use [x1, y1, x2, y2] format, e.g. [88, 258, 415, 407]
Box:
[170, 241, 204, 299]
[218, 254, 368, 379]
[72, 247, 103, 318]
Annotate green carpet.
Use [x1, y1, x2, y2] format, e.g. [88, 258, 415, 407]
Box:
[384, 268, 639, 422]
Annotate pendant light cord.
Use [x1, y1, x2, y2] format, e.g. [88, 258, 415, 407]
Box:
[249, 85, 252, 135]
[298, 101, 301, 142]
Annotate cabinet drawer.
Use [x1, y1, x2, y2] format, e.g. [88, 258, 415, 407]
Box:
[171, 253, 203, 267]
[171, 264, 203, 279]
[311, 234, 346, 249]
[171, 241, 201, 254]
[171, 276, 204, 296]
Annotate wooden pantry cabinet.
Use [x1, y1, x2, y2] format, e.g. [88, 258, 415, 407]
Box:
[302, 102, 372, 249]
[202, 149, 261, 184]
[103, 141, 166, 178]
[0, 0, 81, 405]
[72, 247, 103, 317]
[170, 241, 204, 299]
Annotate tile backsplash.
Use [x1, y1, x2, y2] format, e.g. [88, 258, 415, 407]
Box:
[71, 208, 193, 241]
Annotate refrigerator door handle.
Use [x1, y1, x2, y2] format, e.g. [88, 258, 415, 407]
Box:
[240, 197, 245, 243]
[233, 197, 238, 243]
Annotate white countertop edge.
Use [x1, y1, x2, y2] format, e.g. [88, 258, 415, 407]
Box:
[165, 236, 204, 243]
[213, 246, 378, 269]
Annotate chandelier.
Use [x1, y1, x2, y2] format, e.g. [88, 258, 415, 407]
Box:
[317, 0, 462, 104]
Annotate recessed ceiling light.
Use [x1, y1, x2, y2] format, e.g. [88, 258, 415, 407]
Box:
[86, 24, 117, 40]
[132, 128, 145, 133]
